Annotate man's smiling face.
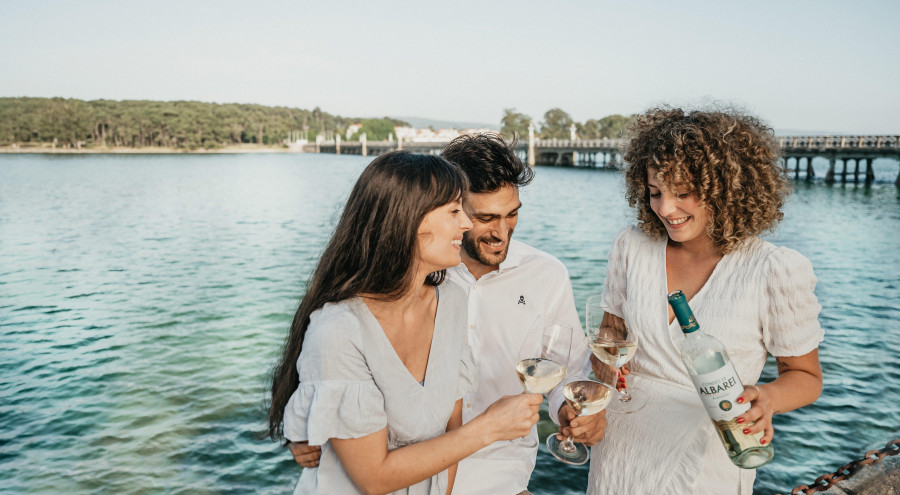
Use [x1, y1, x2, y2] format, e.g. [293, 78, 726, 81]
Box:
[461, 184, 521, 269]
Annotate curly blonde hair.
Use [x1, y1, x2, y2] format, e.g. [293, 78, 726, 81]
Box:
[621, 107, 789, 253]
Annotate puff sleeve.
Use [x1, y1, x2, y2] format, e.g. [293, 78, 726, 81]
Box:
[282, 303, 387, 446]
[760, 247, 825, 357]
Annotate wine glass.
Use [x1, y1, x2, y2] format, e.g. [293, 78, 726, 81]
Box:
[546, 379, 612, 465]
[585, 290, 647, 414]
[515, 315, 571, 395]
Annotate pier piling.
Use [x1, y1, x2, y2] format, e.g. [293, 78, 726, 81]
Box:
[825, 157, 836, 184]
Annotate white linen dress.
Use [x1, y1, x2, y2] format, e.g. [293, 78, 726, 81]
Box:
[587, 227, 825, 494]
[283, 284, 477, 495]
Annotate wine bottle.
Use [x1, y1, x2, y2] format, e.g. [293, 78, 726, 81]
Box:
[667, 290, 774, 469]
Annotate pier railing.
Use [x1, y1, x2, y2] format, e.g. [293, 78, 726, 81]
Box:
[779, 135, 899, 152]
[305, 134, 900, 184]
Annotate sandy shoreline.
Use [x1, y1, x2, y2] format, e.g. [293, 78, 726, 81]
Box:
[0, 145, 295, 154]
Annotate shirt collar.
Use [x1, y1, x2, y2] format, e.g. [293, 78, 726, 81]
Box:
[496, 239, 524, 273]
[451, 239, 524, 281]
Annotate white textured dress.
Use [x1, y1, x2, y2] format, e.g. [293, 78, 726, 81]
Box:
[587, 227, 824, 494]
[283, 284, 477, 495]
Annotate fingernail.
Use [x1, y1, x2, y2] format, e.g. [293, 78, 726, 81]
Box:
[736, 397, 744, 404]
[737, 417, 745, 424]
[743, 428, 751, 434]
[761, 439, 767, 445]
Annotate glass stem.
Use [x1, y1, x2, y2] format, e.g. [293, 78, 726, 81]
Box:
[561, 436, 576, 453]
[615, 367, 632, 402]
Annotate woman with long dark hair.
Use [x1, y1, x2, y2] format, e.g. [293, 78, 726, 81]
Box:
[267, 151, 542, 495]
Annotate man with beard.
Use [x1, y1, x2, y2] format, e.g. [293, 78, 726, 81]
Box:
[289, 133, 605, 494]
[438, 133, 603, 495]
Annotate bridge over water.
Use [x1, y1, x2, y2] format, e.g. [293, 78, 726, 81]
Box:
[777, 135, 900, 184]
[305, 134, 900, 185]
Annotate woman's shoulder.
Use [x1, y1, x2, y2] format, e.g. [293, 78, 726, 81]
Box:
[437, 283, 468, 333]
[731, 238, 816, 285]
[438, 281, 467, 306]
[765, 244, 816, 286]
[737, 238, 813, 267]
[612, 224, 662, 253]
[310, 299, 360, 325]
[305, 299, 365, 349]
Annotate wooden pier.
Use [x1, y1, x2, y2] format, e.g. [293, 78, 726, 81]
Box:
[306, 137, 624, 168]
[304, 134, 900, 185]
[779, 135, 900, 185]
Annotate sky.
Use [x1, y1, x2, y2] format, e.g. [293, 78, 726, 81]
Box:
[2, 0, 898, 134]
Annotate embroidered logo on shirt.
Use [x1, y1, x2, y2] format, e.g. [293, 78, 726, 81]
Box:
[518, 295, 526, 305]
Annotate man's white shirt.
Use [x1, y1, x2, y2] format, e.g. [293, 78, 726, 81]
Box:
[445, 239, 589, 495]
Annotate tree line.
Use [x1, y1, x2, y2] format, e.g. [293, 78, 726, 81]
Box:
[0, 97, 407, 150]
[0, 97, 632, 150]
[500, 108, 634, 141]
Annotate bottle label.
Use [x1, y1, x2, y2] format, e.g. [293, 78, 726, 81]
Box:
[689, 361, 749, 421]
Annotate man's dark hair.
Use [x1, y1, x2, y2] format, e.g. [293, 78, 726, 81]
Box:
[441, 132, 534, 193]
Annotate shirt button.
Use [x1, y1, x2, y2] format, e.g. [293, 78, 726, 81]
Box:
[466, 403, 472, 408]
[469, 324, 475, 329]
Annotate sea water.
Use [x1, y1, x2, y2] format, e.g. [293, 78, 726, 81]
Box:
[1, 153, 898, 494]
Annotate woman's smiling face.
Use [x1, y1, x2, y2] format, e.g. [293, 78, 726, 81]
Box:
[647, 168, 711, 247]
[416, 197, 472, 273]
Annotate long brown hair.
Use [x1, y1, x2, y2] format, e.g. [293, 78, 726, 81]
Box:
[266, 151, 468, 440]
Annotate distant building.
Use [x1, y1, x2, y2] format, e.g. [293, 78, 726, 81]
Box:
[393, 126, 493, 143]
[346, 123, 362, 140]
[459, 128, 495, 136]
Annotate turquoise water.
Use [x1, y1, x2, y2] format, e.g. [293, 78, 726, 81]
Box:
[1, 153, 898, 494]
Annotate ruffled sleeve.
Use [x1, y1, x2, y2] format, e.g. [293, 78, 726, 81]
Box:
[760, 247, 825, 357]
[456, 341, 478, 400]
[284, 381, 386, 446]
[282, 302, 388, 446]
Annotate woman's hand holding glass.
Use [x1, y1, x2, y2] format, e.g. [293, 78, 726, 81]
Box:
[585, 291, 647, 414]
[476, 393, 544, 443]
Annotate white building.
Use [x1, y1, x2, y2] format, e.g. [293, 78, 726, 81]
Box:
[346, 123, 362, 140]
[392, 126, 499, 143]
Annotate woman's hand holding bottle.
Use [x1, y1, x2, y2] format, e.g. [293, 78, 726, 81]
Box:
[736, 384, 775, 446]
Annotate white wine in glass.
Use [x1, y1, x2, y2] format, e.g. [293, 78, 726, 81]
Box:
[546, 380, 612, 465]
[516, 358, 567, 394]
[587, 337, 638, 369]
[585, 291, 647, 414]
[515, 315, 571, 396]
[516, 315, 574, 465]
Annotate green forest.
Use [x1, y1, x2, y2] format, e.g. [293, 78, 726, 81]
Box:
[500, 108, 633, 141]
[0, 97, 407, 150]
[0, 97, 632, 150]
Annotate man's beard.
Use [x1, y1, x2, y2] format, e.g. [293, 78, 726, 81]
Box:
[461, 230, 513, 267]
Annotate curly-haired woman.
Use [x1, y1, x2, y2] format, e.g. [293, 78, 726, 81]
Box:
[587, 107, 824, 493]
